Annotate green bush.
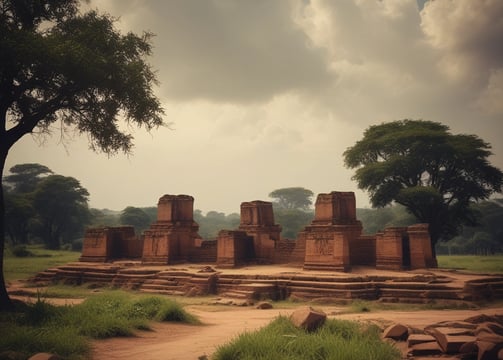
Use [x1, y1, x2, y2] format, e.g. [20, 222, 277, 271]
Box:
[213, 316, 401, 360]
[11, 245, 34, 258]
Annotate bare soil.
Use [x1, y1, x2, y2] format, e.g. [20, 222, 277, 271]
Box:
[86, 304, 503, 360]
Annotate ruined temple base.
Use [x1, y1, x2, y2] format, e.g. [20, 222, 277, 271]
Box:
[28, 262, 503, 306]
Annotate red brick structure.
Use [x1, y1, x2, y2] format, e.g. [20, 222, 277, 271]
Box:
[79, 191, 436, 272]
[375, 224, 436, 270]
[216, 230, 254, 268]
[238, 201, 281, 263]
[142, 194, 202, 264]
[80, 226, 141, 262]
[300, 192, 363, 272]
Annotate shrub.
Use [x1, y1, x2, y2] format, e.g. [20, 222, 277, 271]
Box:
[11, 245, 34, 258]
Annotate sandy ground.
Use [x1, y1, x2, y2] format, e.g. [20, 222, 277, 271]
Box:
[89, 305, 503, 360]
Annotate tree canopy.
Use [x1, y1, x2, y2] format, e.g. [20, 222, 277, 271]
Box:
[269, 187, 314, 211]
[119, 206, 152, 234]
[0, 0, 165, 310]
[343, 119, 503, 255]
[3, 163, 53, 193]
[31, 174, 90, 249]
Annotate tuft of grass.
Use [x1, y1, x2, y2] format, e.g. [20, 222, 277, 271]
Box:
[0, 291, 200, 359]
[348, 300, 371, 313]
[213, 316, 401, 360]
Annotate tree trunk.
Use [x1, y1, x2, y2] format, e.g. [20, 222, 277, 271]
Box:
[0, 146, 15, 311]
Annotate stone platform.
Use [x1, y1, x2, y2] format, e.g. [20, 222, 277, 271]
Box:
[29, 262, 503, 305]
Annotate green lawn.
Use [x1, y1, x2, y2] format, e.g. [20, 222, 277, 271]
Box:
[3, 245, 80, 281]
[437, 255, 503, 274]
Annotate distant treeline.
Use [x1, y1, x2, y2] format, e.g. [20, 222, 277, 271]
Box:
[4, 164, 502, 255]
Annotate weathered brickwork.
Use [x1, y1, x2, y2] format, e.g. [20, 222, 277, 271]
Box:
[80, 191, 435, 271]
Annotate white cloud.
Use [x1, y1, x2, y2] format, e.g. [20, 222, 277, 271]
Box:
[421, 0, 503, 85]
[7, 0, 502, 215]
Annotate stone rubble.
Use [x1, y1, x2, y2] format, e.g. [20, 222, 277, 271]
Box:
[381, 314, 503, 359]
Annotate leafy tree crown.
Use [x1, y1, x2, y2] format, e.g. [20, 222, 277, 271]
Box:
[343, 119, 503, 243]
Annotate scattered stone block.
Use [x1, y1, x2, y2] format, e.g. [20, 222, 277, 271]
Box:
[476, 322, 503, 336]
[425, 326, 473, 336]
[198, 266, 216, 273]
[477, 340, 503, 360]
[428, 326, 476, 353]
[465, 314, 503, 326]
[408, 341, 443, 356]
[431, 320, 477, 330]
[407, 333, 436, 347]
[459, 340, 478, 354]
[476, 323, 503, 344]
[383, 323, 409, 340]
[290, 306, 326, 332]
[256, 301, 273, 309]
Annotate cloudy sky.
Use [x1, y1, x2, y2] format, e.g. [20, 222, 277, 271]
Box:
[7, 0, 503, 214]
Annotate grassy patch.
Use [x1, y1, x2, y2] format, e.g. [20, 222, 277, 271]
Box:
[212, 316, 401, 360]
[0, 291, 199, 359]
[4, 245, 80, 281]
[437, 255, 503, 274]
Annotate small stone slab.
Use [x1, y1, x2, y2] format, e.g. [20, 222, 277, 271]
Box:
[408, 341, 443, 356]
[256, 301, 273, 309]
[476, 322, 503, 336]
[425, 326, 472, 336]
[290, 306, 326, 332]
[428, 327, 476, 353]
[383, 323, 409, 340]
[430, 320, 476, 330]
[476, 323, 503, 344]
[477, 340, 503, 360]
[407, 333, 436, 347]
[459, 340, 478, 354]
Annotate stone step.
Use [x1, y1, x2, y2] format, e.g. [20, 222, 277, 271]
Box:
[379, 288, 463, 299]
[220, 292, 252, 300]
[144, 279, 180, 286]
[140, 284, 186, 291]
[289, 286, 377, 299]
[139, 288, 186, 296]
[287, 280, 377, 290]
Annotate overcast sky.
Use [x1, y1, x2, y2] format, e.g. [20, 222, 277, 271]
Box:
[7, 0, 503, 214]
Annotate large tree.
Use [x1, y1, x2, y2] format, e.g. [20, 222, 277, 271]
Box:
[0, 0, 165, 310]
[31, 175, 90, 249]
[343, 119, 503, 259]
[269, 187, 314, 211]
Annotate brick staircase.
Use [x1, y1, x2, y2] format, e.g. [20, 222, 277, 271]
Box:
[28, 263, 503, 304]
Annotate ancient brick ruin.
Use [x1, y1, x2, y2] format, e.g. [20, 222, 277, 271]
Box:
[142, 194, 201, 264]
[80, 191, 435, 272]
[80, 226, 140, 262]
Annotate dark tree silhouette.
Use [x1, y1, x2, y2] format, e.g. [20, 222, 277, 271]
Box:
[0, 0, 165, 310]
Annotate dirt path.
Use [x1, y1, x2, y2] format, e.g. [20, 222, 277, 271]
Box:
[91, 305, 503, 360]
